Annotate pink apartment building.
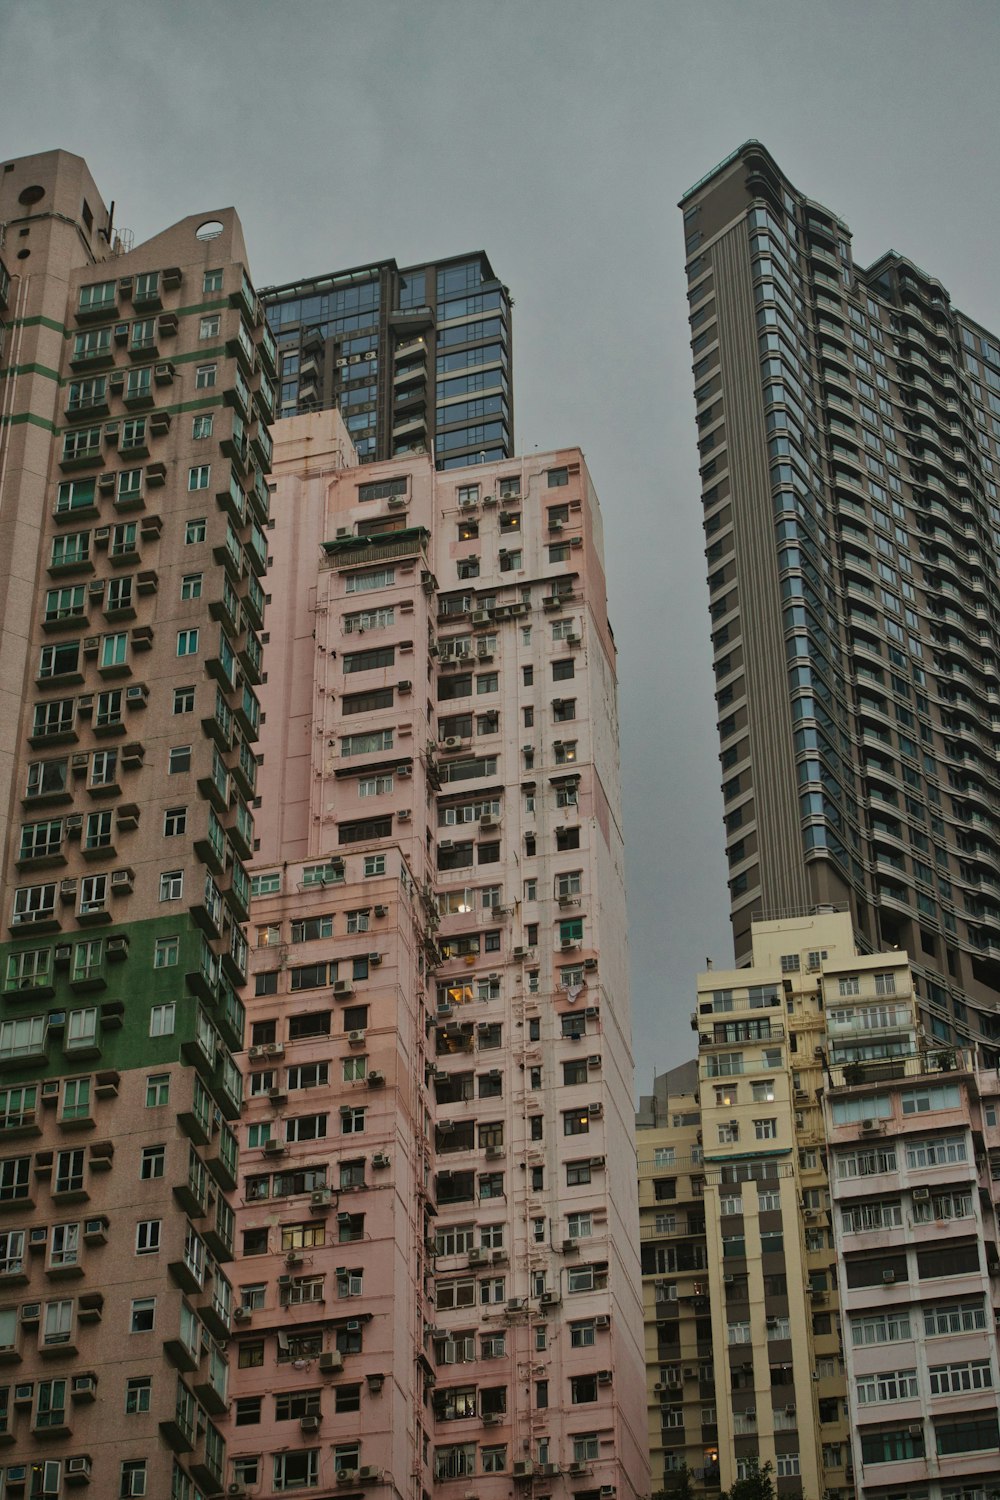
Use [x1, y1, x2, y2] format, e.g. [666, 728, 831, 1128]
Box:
[225, 414, 649, 1500]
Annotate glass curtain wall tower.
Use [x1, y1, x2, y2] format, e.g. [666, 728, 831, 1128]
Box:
[261, 253, 513, 470]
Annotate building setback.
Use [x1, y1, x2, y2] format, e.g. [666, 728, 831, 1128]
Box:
[0, 152, 274, 1493]
[260, 252, 513, 470]
[224, 419, 648, 1500]
[680, 139, 1000, 1055]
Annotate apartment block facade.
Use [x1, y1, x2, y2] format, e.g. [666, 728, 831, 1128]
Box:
[224, 420, 647, 1500]
[0, 151, 274, 1497]
[634, 1063, 718, 1492]
[261, 252, 513, 469]
[821, 945, 1000, 1497]
[680, 140, 1000, 1055]
[639, 909, 1000, 1500]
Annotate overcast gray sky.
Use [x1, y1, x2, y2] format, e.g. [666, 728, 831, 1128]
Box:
[4, 0, 1000, 1092]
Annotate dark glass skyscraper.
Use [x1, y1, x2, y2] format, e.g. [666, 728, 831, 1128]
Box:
[260, 251, 513, 468]
[681, 140, 1000, 1057]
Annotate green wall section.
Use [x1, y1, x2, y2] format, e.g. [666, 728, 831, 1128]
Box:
[0, 912, 244, 1081]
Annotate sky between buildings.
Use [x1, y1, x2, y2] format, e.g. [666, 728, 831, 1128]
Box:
[3, 0, 1000, 1091]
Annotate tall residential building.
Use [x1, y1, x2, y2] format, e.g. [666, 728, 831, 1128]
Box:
[639, 910, 1000, 1500]
[820, 934, 1000, 1497]
[260, 251, 513, 468]
[680, 139, 1000, 1055]
[0, 152, 274, 1494]
[635, 1062, 718, 1493]
[225, 418, 648, 1500]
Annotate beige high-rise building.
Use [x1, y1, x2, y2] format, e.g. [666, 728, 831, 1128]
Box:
[679, 140, 1000, 1059]
[635, 1063, 717, 1492]
[639, 909, 1000, 1500]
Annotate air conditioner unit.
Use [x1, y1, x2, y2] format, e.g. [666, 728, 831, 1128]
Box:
[512, 946, 527, 959]
[861, 1118, 880, 1133]
[882, 1269, 896, 1284]
[300, 1414, 321, 1432]
[228, 1486, 247, 1498]
[908, 1423, 923, 1436]
[263, 1139, 284, 1155]
[588, 1102, 603, 1117]
[359, 1468, 382, 1483]
[912, 1187, 930, 1201]
[333, 980, 354, 996]
[397, 679, 412, 692]
[367, 1070, 385, 1087]
[589, 1156, 605, 1169]
[372, 1152, 390, 1168]
[513, 1464, 534, 1478]
[482, 1412, 502, 1427]
[507, 1297, 525, 1312]
[583, 957, 598, 971]
[264, 1042, 284, 1058]
[397, 809, 411, 821]
[311, 1188, 332, 1207]
[540, 1291, 561, 1307]
[595, 1313, 610, 1329]
[597, 1369, 612, 1384]
[247, 1046, 264, 1061]
[397, 764, 412, 778]
[20, 1304, 40, 1323]
[349, 1030, 366, 1044]
[374, 905, 387, 918]
[567, 1462, 588, 1476]
[480, 813, 499, 828]
[472, 610, 490, 625]
[233, 1306, 251, 1322]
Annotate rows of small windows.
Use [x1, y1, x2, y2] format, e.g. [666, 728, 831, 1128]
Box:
[77, 266, 224, 317]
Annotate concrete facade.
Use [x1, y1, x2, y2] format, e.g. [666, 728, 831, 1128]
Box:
[0, 150, 273, 1497]
[821, 947, 1000, 1497]
[225, 429, 648, 1500]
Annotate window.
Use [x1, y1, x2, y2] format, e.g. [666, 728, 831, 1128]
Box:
[140, 1145, 165, 1180]
[153, 938, 178, 971]
[145, 1073, 170, 1107]
[199, 315, 221, 339]
[195, 365, 217, 390]
[176, 629, 199, 658]
[125, 1376, 151, 1414]
[271, 1452, 319, 1488]
[185, 518, 206, 544]
[130, 1297, 155, 1333]
[192, 414, 214, 439]
[204, 269, 223, 292]
[168, 746, 191, 774]
[159, 870, 183, 902]
[136, 1220, 161, 1255]
[163, 807, 187, 838]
